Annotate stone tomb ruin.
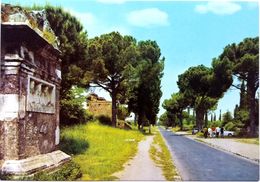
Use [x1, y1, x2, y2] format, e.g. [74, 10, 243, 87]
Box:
[0, 4, 70, 176]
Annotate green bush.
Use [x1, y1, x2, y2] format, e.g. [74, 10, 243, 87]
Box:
[0, 172, 12, 180]
[20, 161, 82, 181]
[183, 124, 194, 131]
[208, 120, 222, 127]
[224, 122, 236, 131]
[97, 115, 111, 126]
[60, 135, 89, 155]
[196, 130, 205, 137]
[60, 99, 91, 126]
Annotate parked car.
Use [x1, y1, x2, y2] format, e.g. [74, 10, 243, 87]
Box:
[192, 128, 199, 135]
[224, 130, 235, 137]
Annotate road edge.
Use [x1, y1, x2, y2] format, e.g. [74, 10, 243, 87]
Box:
[184, 135, 259, 165]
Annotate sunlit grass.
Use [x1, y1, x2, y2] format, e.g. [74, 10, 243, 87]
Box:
[172, 126, 181, 132]
[235, 138, 259, 145]
[60, 122, 144, 180]
[149, 128, 178, 181]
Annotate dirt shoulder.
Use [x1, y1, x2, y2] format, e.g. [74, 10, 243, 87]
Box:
[113, 135, 166, 181]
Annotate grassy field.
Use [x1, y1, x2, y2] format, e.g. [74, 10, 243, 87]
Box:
[60, 122, 144, 180]
[149, 128, 178, 181]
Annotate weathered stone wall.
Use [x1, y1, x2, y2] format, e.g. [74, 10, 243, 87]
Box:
[88, 101, 112, 117]
[0, 122, 4, 160]
[1, 6, 61, 160]
[87, 94, 112, 117]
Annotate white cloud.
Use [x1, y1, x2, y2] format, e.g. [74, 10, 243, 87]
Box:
[64, 8, 131, 38]
[127, 8, 169, 27]
[96, 0, 127, 4]
[195, 1, 242, 15]
[64, 8, 96, 28]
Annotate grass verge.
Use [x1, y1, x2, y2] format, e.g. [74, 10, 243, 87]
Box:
[60, 122, 144, 180]
[149, 129, 178, 180]
[235, 138, 259, 145]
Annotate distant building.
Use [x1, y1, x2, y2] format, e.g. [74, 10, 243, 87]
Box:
[86, 93, 112, 117]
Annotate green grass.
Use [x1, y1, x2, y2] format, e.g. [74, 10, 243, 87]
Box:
[235, 138, 259, 145]
[149, 129, 178, 181]
[172, 126, 181, 132]
[60, 122, 144, 180]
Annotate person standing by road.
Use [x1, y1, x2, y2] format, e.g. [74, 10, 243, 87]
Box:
[216, 127, 220, 138]
[220, 127, 224, 138]
[204, 128, 208, 138]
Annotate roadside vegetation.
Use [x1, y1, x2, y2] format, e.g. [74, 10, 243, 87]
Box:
[60, 122, 144, 180]
[160, 37, 259, 138]
[149, 128, 178, 180]
[235, 138, 259, 145]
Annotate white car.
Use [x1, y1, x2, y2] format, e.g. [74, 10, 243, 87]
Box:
[223, 130, 235, 137]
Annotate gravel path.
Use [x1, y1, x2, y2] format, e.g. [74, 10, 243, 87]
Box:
[114, 135, 166, 181]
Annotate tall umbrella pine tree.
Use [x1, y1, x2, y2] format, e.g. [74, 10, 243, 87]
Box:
[162, 93, 189, 130]
[219, 37, 259, 137]
[87, 32, 138, 127]
[177, 63, 232, 130]
[127, 40, 164, 131]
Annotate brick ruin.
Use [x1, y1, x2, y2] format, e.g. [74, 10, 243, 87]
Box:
[87, 93, 112, 118]
[0, 4, 70, 176]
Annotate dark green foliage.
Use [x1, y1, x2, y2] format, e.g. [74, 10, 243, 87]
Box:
[162, 93, 189, 130]
[159, 112, 168, 126]
[117, 105, 130, 120]
[43, 6, 90, 126]
[219, 109, 222, 121]
[87, 32, 138, 127]
[222, 111, 233, 127]
[0, 172, 12, 180]
[128, 40, 164, 129]
[20, 161, 82, 181]
[224, 122, 236, 131]
[213, 113, 217, 121]
[60, 136, 89, 155]
[239, 80, 247, 109]
[177, 65, 226, 130]
[97, 115, 112, 126]
[219, 37, 259, 137]
[23, 5, 90, 126]
[60, 87, 92, 126]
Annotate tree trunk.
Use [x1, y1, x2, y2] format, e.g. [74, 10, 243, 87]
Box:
[134, 114, 138, 126]
[111, 91, 117, 127]
[204, 111, 208, 127]
[148, 124, 151, 134]
[196, 109, 204, 131]
[179, 114, 183, 131]
[247, 77, 257, 137]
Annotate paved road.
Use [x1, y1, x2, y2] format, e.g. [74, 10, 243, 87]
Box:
[159, 128, 259, 181]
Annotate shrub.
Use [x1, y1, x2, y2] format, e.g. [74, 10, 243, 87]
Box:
[97, 115, 111, 126]
[208, 120, 222, 127]
[60, 98, 91, 126]
[60, 135, 89, 155]
[224, 122, 236, 131]
[18, 161, 82, 181]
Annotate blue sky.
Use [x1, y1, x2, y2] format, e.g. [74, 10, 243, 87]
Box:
[3, 0, 259, 117]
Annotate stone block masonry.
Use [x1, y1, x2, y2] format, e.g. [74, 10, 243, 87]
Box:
[0, 4, 70, 176]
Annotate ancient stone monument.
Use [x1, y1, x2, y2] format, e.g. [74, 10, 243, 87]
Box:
[86, 93, 112, 118]
[0, 4, 70, 176]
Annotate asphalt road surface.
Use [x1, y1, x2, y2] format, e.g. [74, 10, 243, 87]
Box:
[159, 128, 259, 181]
